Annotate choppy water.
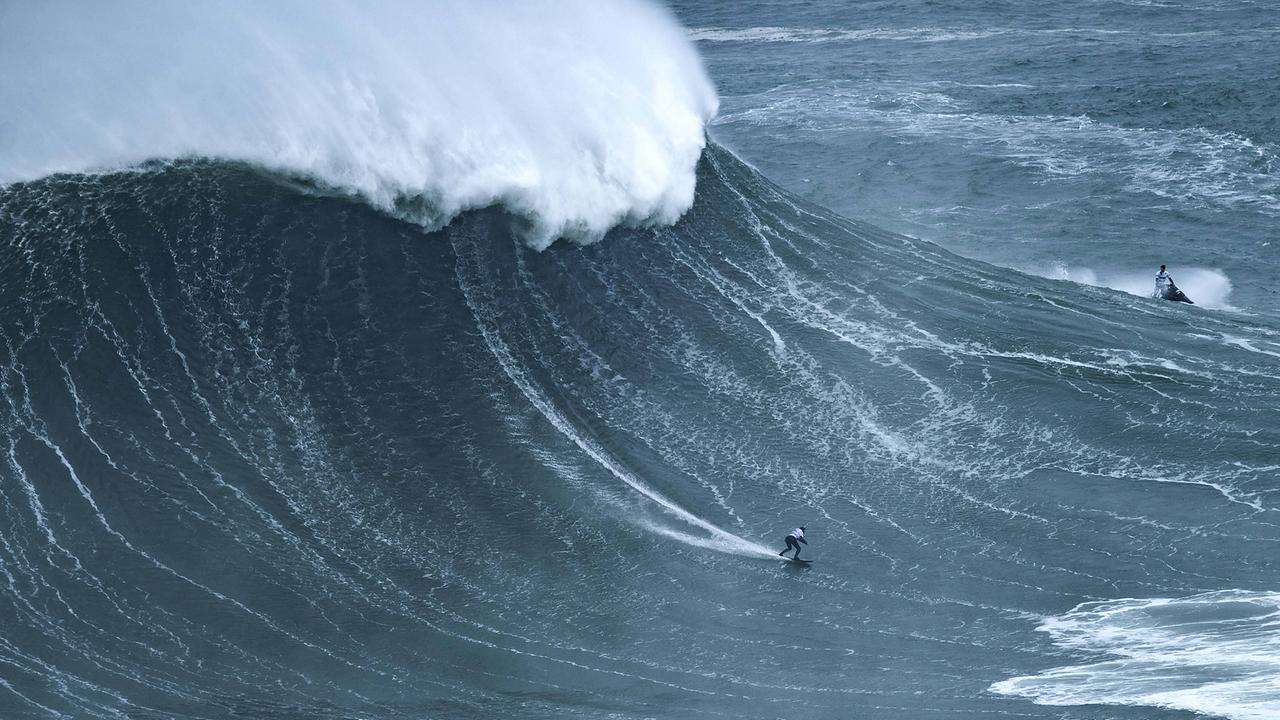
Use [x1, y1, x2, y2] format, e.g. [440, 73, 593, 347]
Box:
[683, 0, 1279, 312]
[2, 2, 1278, 719]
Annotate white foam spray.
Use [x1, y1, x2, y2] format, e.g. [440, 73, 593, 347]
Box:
[0, 0, 717, 248]
[992, 591, 1280, 720]
[1040, 263, 1235, 309]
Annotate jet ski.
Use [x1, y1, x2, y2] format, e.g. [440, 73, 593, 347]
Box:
[1159, 282, 1194, 304]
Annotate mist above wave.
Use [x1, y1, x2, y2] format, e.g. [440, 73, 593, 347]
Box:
[0, 0, 717, 248]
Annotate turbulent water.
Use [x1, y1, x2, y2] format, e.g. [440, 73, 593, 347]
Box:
[687, 0, 1280, 312]
[2, 2, 1279, 720]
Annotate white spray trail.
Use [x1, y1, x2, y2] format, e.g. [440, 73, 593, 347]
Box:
[454, 238, 775, 558]
[0, 0, 717, 248]
[1038, 263, 1235, 309]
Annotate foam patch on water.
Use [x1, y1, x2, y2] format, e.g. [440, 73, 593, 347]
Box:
[1041, 263, 1235, 309]
[992, 591, 1280, 720]
[0, 0, 717, 248]
[689, 26, 1215, 44]
[688, 26, 1001, 44]
[712, 81, 1280, 218]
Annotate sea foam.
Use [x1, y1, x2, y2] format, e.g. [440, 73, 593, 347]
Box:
[0, 0, 717, 248]
[992, 591, 1280, 720]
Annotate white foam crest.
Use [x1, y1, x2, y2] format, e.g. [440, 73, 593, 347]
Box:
[0, 0, 717, 249]
[1222, 336, 1280, 359]
[688, 26, 1000, 44]
[1038, 263, 1235, 310]
[992, 591, 1280, 720]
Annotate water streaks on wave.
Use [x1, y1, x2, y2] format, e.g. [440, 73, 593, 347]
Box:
[2, 132, 1279, 719]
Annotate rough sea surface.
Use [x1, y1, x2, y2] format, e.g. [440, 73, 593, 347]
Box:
[1, 1, 1278, 719]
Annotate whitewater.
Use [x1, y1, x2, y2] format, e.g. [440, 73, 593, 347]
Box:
[2, 1, 1279, 719]
[0, 0, 716, 247]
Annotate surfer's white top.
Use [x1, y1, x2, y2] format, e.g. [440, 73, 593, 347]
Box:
[789, 528, 805, 540]
[1155, 270, 1172, 287]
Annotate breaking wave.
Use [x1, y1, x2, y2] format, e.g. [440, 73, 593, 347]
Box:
[0, 0, 717, 247]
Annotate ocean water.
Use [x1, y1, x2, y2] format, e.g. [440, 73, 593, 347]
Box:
[1, 2, 1278, 719]
[681, 0, 1280, 312]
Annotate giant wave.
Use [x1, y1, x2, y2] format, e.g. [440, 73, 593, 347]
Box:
[4, 141, 1280, 719]
[3, 3, 1280, 720]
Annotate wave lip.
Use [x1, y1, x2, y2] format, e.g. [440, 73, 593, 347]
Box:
[0, 0, 717, 248]
[991, 591, 1280, 720]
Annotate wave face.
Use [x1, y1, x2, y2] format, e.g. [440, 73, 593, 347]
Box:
[3, 144, 1280, 719]
[0, 0, 716, 247]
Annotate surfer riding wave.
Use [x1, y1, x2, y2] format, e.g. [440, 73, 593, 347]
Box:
[779, 527, 808, 559]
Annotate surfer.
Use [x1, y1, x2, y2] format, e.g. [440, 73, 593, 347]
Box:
[1153, 265, 1173, 298]
[778, 526, 807, 559]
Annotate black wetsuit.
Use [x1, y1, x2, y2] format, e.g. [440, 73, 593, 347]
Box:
[779, 530, 807, 558]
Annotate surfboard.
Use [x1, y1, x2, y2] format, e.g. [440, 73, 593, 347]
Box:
[787, 558, 812, 565]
